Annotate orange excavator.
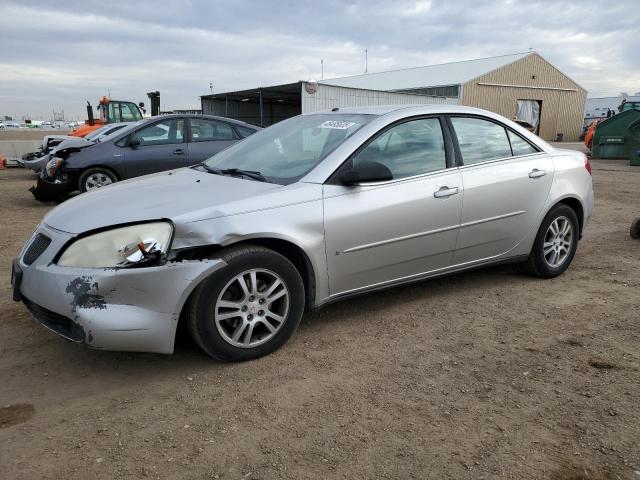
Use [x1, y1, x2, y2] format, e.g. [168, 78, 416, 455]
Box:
[583, 120, 599, 150]
[70, 96, 146, 137]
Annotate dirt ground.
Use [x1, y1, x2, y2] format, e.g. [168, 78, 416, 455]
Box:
[0, 157, 639, 480]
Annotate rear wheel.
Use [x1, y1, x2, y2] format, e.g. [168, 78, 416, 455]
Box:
[520, 204, 580, 278]
[186, 245, 305, 362]
[79, 167, 118, 192]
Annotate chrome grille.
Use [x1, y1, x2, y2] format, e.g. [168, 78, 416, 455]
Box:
[22, 233, 51, 265]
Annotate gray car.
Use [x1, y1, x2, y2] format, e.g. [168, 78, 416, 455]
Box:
[30, 114, 259, 201]
[12, 105, 594, 361]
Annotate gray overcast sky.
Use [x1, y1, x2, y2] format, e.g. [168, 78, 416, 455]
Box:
[1, 0, 638, 119]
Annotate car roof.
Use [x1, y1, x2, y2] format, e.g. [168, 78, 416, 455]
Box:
[151, 113, 260, 129]
[303, 104, 497, 117]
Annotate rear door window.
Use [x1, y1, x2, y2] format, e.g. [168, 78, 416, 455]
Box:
[190, 118, 235, 142]
[450, 117, 512, 165]
[508, 130, 539, 156]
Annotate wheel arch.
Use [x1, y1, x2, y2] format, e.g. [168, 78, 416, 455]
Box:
[553, 196, 585, 236]
[175, 236, 317, 311]
[79, 164, 122, 181]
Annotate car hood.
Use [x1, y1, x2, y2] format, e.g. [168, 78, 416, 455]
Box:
[54, 137, 94, 154]
[43, 167, 318, 234]
[43, 135, 74, 148]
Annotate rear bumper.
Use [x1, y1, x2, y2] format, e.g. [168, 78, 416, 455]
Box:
[583, 177, 595, 233]
[14, 224, 226, 354]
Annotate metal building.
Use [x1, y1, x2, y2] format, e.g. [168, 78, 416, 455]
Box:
[584, 95, 640, 126]
[201, 82, 456, 127]
[324, 52, 587, 141]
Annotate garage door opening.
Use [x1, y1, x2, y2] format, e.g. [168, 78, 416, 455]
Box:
[516, 99, 542, 135]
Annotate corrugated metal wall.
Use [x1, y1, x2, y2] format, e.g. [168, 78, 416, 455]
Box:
[201, 98, 300, 126]
[302, 83, 458, 112]
[461, 53, 587, 141]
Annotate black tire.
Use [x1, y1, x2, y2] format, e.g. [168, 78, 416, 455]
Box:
[520, 204, 580, 278]
[631, 217, 640, 239]
[186, 244, 305, 362]
[78, 167, 118, 193]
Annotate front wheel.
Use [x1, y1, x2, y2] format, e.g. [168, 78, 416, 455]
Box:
[78, 167, 118, 193]
[520, 204, 580, 278]
[186, 245, 305, 361]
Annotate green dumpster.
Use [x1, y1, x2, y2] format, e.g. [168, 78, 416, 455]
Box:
[629, 120, 640, 166]
[592, 109, 640, 159]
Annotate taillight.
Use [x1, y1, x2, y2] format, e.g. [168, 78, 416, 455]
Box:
[585, 156, 592, 175]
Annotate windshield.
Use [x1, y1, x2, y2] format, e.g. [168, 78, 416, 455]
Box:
[203, 114, 374, 184]
[84, 125, 110, 141]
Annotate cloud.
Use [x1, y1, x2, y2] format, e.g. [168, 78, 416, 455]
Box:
[0, 0, 638, 119]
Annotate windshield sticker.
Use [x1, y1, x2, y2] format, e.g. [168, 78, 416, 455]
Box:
[319, 121, 356, 130]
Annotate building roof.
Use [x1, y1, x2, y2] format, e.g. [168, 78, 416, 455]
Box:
[322, 52, 531, 91]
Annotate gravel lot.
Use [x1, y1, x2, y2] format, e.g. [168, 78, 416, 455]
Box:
[0, 158, 639, 480]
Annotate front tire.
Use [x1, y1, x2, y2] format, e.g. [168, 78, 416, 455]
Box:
[521, 204, 580, 278]
[79, 167, 118, 192]
[186, 245, 305, 361]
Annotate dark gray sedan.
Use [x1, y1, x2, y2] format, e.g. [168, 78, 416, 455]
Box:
[31, 114, 260, 202]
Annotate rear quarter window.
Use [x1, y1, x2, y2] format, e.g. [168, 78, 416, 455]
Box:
[234, 125, 258, 138]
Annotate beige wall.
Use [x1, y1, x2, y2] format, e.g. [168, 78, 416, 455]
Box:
[461, 53, 587, 141]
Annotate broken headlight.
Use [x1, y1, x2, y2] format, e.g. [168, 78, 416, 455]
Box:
[45, 157, 64, 177]
[57, 221, 173, 268]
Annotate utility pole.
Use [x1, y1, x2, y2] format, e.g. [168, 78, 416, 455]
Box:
[365, 49, 368, 74]
[209, 82, 213, 94]
[321, 59, 324, 80]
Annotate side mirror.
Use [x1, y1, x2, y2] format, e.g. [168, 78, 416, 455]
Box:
[339, 161, 393, 186]
[128, 135, 141, 148]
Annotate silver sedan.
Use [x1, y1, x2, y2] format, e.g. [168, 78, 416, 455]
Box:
[12, 105, 594, 361]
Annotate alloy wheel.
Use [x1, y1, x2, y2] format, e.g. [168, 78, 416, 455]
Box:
[543, 215, 573, 268]
[214, 268, 290, 348]
[85, 173, 113, 190]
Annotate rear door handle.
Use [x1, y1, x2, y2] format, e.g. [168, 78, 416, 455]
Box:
[173, 149, 185, 155]
[529, 168, 546, 178]
[434, 186, 459, 198]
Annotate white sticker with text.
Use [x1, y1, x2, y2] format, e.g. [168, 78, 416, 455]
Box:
[319, 121, 356, 130]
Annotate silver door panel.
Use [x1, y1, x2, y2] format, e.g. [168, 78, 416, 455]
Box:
[323, 169, 463, 295]
[453, 154, 554, 264]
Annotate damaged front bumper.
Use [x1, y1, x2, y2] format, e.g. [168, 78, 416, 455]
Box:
[13, 224, 226, 354]
[30, 174, 71, 202]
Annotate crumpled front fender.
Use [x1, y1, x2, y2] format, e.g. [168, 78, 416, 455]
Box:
[20, 257, 226, 354]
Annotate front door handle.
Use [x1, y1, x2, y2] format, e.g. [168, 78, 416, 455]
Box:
[434, 186, 459, 198]
[173, 148, 185, 155]
[529, 168, 546, 178]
